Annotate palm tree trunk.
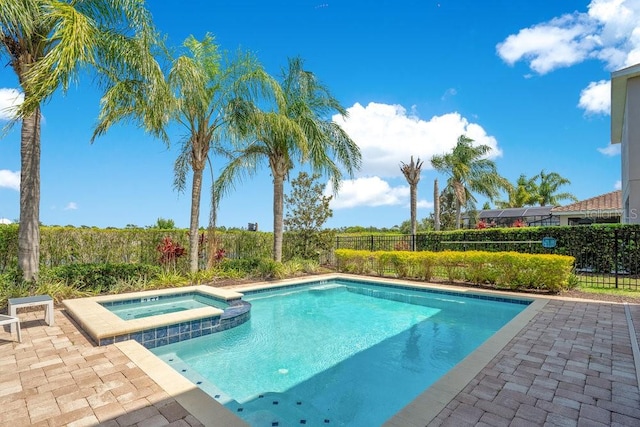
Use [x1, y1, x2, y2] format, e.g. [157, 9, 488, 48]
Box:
[189, 167, 204, 273]
[434, 179, 440, 231]
[273, 172, 284, 262]
[455, 198, 462, 229]
[410, 183, 417, 249]
[18, 107, 41, 281]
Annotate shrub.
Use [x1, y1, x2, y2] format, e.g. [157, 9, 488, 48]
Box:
[334, 249, 575, 292]
[256, 259, 285, 279]
[49, 263, 160, 294]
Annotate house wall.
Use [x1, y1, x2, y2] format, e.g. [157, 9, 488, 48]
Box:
[556, 215, 621, 226]
[623, 76, 640, 223]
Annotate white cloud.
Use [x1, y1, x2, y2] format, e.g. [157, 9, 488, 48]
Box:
[0, 218, 12, 225]
[0, 88, 24, 121]
[327, 176, 410, 209]
[416, 199, 434, 209]
[598, 143, 621, 155]
[332, 102, 502, 179]
[441, 88, 457, 100]
[0, 170, 20, 190]
[64, 202, 78, 210]
[615, 180, 622, 190]
[496, 14, 597, 74]
[579, 80, 611, 114]
[497, 1, 640, 116]
[497, 1, 640, 74]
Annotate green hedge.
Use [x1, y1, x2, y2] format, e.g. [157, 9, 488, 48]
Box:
[336, 224, 640, 275]
[335, 249, 575, 292]
[48, 263, 162, 293]
[0, 226, 276, 274]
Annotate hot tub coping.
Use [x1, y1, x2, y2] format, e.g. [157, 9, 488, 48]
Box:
[63, 285, 245, 344]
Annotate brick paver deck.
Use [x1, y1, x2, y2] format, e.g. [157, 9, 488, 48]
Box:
[1, 295, 639, 426]
[429, 300, 640, 427]
[0, 310, 203, 427]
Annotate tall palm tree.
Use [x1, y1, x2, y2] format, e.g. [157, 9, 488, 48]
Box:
[430, 135, 509, 229]
[496, 174, 539, 208]
[216, 57, 362, 262]
[166, 35, 275, 273]
[537, 170, 577, 206]
[1, 0, 163, 281]
[400, 156, 423, 241]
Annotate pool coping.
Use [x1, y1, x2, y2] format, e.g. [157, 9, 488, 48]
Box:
[63, 285, 244, 345]
[114, 273, 549, 427]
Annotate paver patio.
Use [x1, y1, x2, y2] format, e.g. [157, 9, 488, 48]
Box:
[1, 287, 639, 427]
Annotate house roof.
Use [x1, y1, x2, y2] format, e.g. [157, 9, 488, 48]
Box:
[550, 190, 622, 214]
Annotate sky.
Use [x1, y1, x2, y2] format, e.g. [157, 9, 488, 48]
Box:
[0, 0, 634, 230]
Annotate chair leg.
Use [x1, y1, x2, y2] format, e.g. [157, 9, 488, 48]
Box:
[15, 320, 21, 343]
[8, 307, 17, 335]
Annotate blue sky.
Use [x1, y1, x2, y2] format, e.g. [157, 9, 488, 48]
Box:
[0, 0, 632, 230]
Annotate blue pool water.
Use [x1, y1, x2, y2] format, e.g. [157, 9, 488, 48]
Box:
[151, 280, 529, 426]
[102, 292, 228, 320]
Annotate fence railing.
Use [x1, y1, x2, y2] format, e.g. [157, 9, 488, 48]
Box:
[335, 229, 640, 290]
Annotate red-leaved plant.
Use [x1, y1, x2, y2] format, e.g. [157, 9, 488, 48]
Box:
[512, 219, 526, 227]
[157, 236, 186, 269]
[214, 248, 226, 263]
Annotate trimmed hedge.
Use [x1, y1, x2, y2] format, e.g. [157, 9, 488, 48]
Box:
[336, 224, 640, 275]
[335, 249, 575, 292]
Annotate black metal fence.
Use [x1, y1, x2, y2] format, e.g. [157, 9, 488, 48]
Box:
[335, 228, 640, 290]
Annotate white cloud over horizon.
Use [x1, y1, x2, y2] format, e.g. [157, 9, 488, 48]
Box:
[0, 170, 20, 190]
[327, 176, 409, 209]
[0, 88, 23, 121]
[496, 0, 640, 115]
[327, 102, 502, 210]
[615, 179, 622, 190]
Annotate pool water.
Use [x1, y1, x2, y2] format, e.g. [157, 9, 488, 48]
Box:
[151, 281, 529, 426]
[102, 292, 228, 320]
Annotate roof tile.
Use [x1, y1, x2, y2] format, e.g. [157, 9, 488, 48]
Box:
[550, 190, 622, 213]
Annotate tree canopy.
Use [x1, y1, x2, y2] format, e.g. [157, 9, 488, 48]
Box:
[430, 135, 509, 229]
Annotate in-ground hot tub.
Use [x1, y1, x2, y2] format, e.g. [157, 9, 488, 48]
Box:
[63, 285, 251, 348]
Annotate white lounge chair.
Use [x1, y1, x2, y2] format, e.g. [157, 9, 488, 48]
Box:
[0, 314, 21, 342]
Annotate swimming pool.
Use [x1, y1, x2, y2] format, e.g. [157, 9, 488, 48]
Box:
[151, 278, 531, 426]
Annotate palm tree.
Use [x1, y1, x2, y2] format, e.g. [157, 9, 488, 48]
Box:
[430, 135, 510, 229]
[537, 170, 577, 206]
[2, 0, 163, 281]
[400, 156, 423, 242]
[167, 35, 275, 273]
[496, 174, 539, 208]
[216, 57, 362, 262]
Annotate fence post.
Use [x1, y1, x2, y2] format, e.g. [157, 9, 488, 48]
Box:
[370, 235, 374, 252]
[614, 228, 619, 289]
